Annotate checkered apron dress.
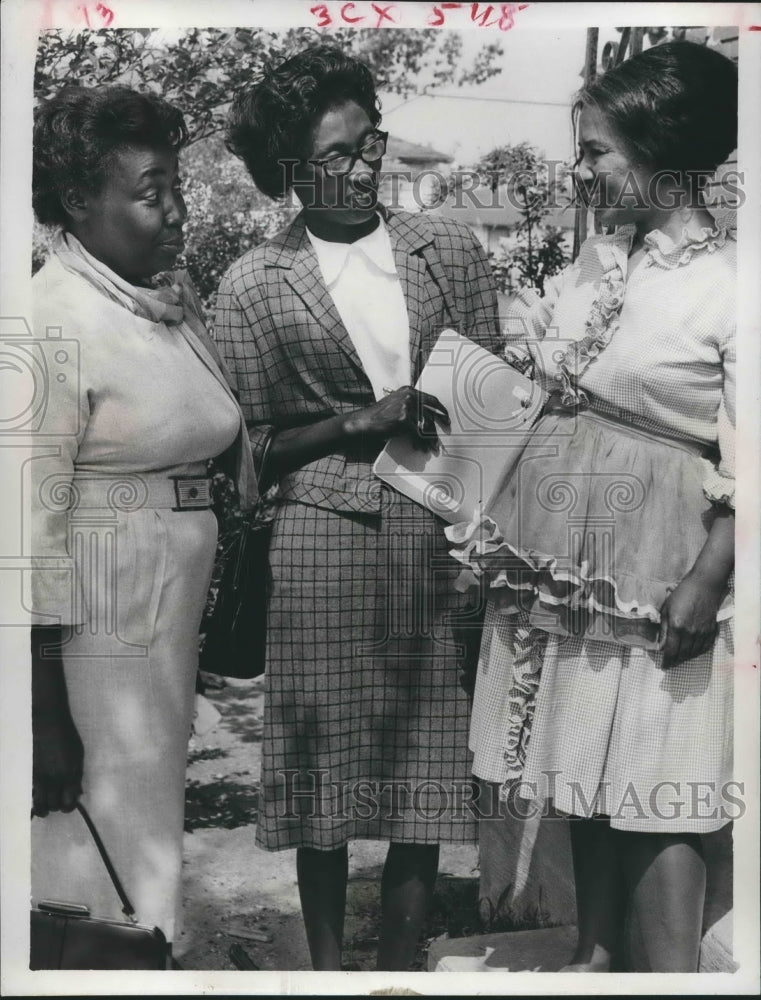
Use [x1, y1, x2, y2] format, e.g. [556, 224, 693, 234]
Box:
[257, 486, 479, 850]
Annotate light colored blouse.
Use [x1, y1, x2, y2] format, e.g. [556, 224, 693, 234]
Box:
[503, 222, 736, 507]
[306, 216, 411, 400]
[29, 237, 249, 625]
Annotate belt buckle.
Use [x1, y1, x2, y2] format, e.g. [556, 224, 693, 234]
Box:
[171, 476, 212, 511]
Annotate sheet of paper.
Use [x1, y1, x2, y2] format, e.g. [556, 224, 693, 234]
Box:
[374, 329, 546, 522]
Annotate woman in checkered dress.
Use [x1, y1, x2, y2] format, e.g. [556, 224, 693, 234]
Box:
[447, 42, 738, 972]
[216, 47, 500, 970]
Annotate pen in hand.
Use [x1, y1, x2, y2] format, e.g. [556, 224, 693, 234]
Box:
[383, 386, 449, 453]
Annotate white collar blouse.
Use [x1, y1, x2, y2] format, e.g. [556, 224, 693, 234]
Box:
[306, 215, 412, 401]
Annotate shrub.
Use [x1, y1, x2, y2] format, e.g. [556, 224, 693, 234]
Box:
[489, 226, 571, 298]
[32, 221, 57, 275]
[177, 136, 296, 312]
[30, 136, 296, 311]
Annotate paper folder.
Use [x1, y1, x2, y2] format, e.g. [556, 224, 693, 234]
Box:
[373, 330, 547, 523]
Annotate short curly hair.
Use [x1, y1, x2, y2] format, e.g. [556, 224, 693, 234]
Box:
[574, 41, 737, 180]
[226, 45, 382, 199]
[33, 85, 189, 227]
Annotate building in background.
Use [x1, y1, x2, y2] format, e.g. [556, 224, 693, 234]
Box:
[433, 201, 576, 258]
[379, 135, 453, 212]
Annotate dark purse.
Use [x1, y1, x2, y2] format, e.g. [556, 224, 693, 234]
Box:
[198, 506, 274, 679]
[198, 434, 275, 680]
[30, 803, 167, 970]
[450, 594, 488, 698]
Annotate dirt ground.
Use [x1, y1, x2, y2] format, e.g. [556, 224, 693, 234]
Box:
[173, 673, 736, 977]
[174, 674, 480, 972]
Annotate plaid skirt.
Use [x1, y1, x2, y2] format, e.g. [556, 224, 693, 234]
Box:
[257, 488, 479, 850]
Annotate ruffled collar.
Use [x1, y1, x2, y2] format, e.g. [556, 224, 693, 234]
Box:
[642, 219, 733, 270]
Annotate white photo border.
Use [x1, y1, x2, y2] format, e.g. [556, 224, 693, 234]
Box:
[2, 1, 759, 995]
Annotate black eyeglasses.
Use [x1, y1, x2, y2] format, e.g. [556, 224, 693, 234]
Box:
[309, 131, 388, 177]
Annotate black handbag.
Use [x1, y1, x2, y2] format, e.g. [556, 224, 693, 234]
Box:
[199, 432, 276, 680]
[449, 595, 488, 698]
[30, 803, 168, 970]
[198, 506, 273, 679]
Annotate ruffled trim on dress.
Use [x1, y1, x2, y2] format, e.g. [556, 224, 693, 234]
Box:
[445, 405, 734, 646]
[643, 220, 733, 270]
[703, 467, 736, 509]
[557, 238, 627, 407]
[551, 228, 635, 407]
[447, 509, 666, 631]
[500, 625, 548, 785]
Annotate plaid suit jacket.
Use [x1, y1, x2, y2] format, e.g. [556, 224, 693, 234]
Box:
[215, 207, 501, 514]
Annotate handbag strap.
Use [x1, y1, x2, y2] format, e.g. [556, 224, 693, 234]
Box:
[75, 802, 137, 921]
[256, 427, 276, 494]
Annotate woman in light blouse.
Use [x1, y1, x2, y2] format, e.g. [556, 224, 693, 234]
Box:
[447, 41, 738, 972]
[30, 85, 256, 966]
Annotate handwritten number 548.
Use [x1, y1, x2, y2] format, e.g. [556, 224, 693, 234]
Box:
[309, 3, 525, 29]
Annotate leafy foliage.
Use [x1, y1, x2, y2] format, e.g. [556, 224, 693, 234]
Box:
[489, 226, 570, 298]
[176, 137, 296, 311]
[34, 26, 503, 302]
[468, 141, 573, 294]
[35, 27, 503, 142]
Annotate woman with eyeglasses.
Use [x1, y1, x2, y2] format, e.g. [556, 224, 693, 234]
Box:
[217, 45, 500, 970]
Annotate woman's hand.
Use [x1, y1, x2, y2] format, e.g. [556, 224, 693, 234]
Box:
[32, 707, 84, 817]
[266, 387, 449, 480]
[658, 572, 722, 669]
[31, 625, 84, 817]
[658, 508, 734, 669]
[343, 387, 450, 452]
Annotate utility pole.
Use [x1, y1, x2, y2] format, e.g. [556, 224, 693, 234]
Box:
[573, 27, 599, 258]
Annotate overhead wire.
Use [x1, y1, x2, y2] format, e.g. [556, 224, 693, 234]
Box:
[382, 91, 572, 115]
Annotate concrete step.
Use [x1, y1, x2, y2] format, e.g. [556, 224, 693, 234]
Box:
[427, 918, 736, 973]
[428, 926, 577, 972]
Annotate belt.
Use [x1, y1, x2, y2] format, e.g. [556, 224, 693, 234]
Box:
[578, 409, 713, 459]
[69, 472, 213, 512]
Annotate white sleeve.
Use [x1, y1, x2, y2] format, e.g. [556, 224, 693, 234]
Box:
[28, 289, 90, 625]
[702, 322, 735, 509]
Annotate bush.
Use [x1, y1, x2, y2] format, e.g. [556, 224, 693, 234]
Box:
[177, 137, 296, 313]
[32, 221, 57, 275]
[489, 226, 571, 297]
[30, 136, 296, 310]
